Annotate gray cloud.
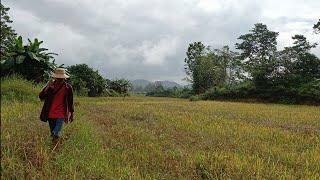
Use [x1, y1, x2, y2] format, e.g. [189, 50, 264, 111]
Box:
[4, 0, 320, 84]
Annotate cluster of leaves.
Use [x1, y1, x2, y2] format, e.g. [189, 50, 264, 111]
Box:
[185, 22, 320, 104]
[67, 64, 107, 97]
[1, 4, 129, 97]
[1, 4, 60, 83]
[106, 79, 132, 96]
[145, 83, 193, 98]
[1, 36, 60, 82]
[185, 43, 242, 94]
[67, 64, 131, 97]
[0, 4, 16, 59]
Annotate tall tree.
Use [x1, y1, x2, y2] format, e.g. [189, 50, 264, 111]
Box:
[235, 23, 279, 87]
[214, 46, 242, 84]
[290, 35, 319, 80]
[184, 42, 206, 82]
[196, 52, 226, 92]
[291, 34, 317, 53]
[0, 4, 16, 60]
[276, 34, 319, 87]
[184, 42, 207, 93]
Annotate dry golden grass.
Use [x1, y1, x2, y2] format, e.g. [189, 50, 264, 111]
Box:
[77, 96, 320, 179]
[1, 78, 320, 179]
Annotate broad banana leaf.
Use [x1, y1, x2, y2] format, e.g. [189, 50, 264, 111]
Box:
[27, 52, 40, 61]
[16, 55, 25, 64]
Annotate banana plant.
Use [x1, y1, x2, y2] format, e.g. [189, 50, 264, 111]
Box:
[1, 36, 61, 82]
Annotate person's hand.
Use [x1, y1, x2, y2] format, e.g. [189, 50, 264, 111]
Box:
[44, 79, 54, 91]
[68, 112, 73, 123]
[48, 79, 55, 88]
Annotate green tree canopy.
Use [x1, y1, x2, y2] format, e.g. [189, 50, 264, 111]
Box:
[67, 64, 107, 97]
[1, 36, 59, 82]
[0, 4, 16, 59]
[235, 23, 279, 88]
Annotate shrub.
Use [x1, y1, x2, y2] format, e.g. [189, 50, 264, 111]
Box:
[1, 36, 59, 82]
[189, 95, 202, 101]
[298, 79, 320, 102]
[201, 81, 256, 100]
[106, 79, 132, 95]
[103, 89, 120, 97]
[67, 64, 107, 97]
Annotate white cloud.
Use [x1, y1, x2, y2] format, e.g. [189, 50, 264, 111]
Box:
[4, 0, 320, 83]
[140, 37, 180, 65]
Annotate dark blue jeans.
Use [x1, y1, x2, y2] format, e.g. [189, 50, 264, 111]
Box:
[48, 118, 64, 137]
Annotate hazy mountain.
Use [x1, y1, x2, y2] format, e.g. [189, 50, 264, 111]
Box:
[131, 79, 182, 91]
[130, 79, 151, 88]
[154, 80, 182, 88]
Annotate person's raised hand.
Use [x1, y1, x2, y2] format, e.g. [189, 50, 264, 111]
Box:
[48, 79, 55, 88]
[44, 79, 54, 92]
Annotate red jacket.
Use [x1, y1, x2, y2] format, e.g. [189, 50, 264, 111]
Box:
[39, 82, 74, 123]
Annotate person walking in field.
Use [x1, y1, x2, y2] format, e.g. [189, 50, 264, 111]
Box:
[39, 68, 74, 146]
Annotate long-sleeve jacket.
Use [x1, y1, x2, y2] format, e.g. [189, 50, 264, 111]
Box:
[39, 82, 74, 123]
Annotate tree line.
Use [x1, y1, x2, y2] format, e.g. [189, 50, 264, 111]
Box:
[0, 4, 131, 97]
[184, 22, 320, 104]
[1, 3, 318, 103]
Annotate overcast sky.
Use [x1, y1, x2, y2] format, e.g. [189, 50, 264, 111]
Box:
[5, 0, 320, 84]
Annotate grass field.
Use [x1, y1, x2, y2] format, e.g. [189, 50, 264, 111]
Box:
[1, 77, 320, 179]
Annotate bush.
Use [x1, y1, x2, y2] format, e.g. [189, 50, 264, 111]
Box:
[67, 64, 107, 97]
[106, 79, 132, 95]
[178, 88, 193, 99]
[201, 81, 256, 100]
[103, 89, 121, 97]
[67, 76, 88, 96]
[1, 36, 59, 83]
[189, 95, 202, 101]
[298, 79, 320, 102]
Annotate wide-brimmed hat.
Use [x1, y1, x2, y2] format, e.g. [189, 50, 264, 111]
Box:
[51, 68, 69, 79]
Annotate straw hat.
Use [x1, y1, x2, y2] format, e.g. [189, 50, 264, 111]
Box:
[51, 68, 69, 79]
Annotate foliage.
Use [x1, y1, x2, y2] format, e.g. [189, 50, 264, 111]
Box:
[1, 36, 59, 82]
[146, 83, 193, 98]
[183, 23, 320, 104]
[184, 43, 240, 94]
[0, 4, 16, 60]
[298, 79, 320, 102]
[184, 41, 206, 83]
[214, 46, 243, 84]
[67, 64, 107, 97]
[68, 75, 89, 96]
[235, 23, 279, 88]
[106, 79, 132, 95]
[184, 42, 208, 93]
[200, 81, 256, 100]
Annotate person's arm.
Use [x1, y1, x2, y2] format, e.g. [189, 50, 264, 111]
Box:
[67, 85, 74, 121]
[39, 80, 54, 100]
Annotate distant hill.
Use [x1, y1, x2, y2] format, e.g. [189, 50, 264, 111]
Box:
[130, 79, 151, 88]
[131, 79, 183, 92]
[154, 80, 182, 88]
